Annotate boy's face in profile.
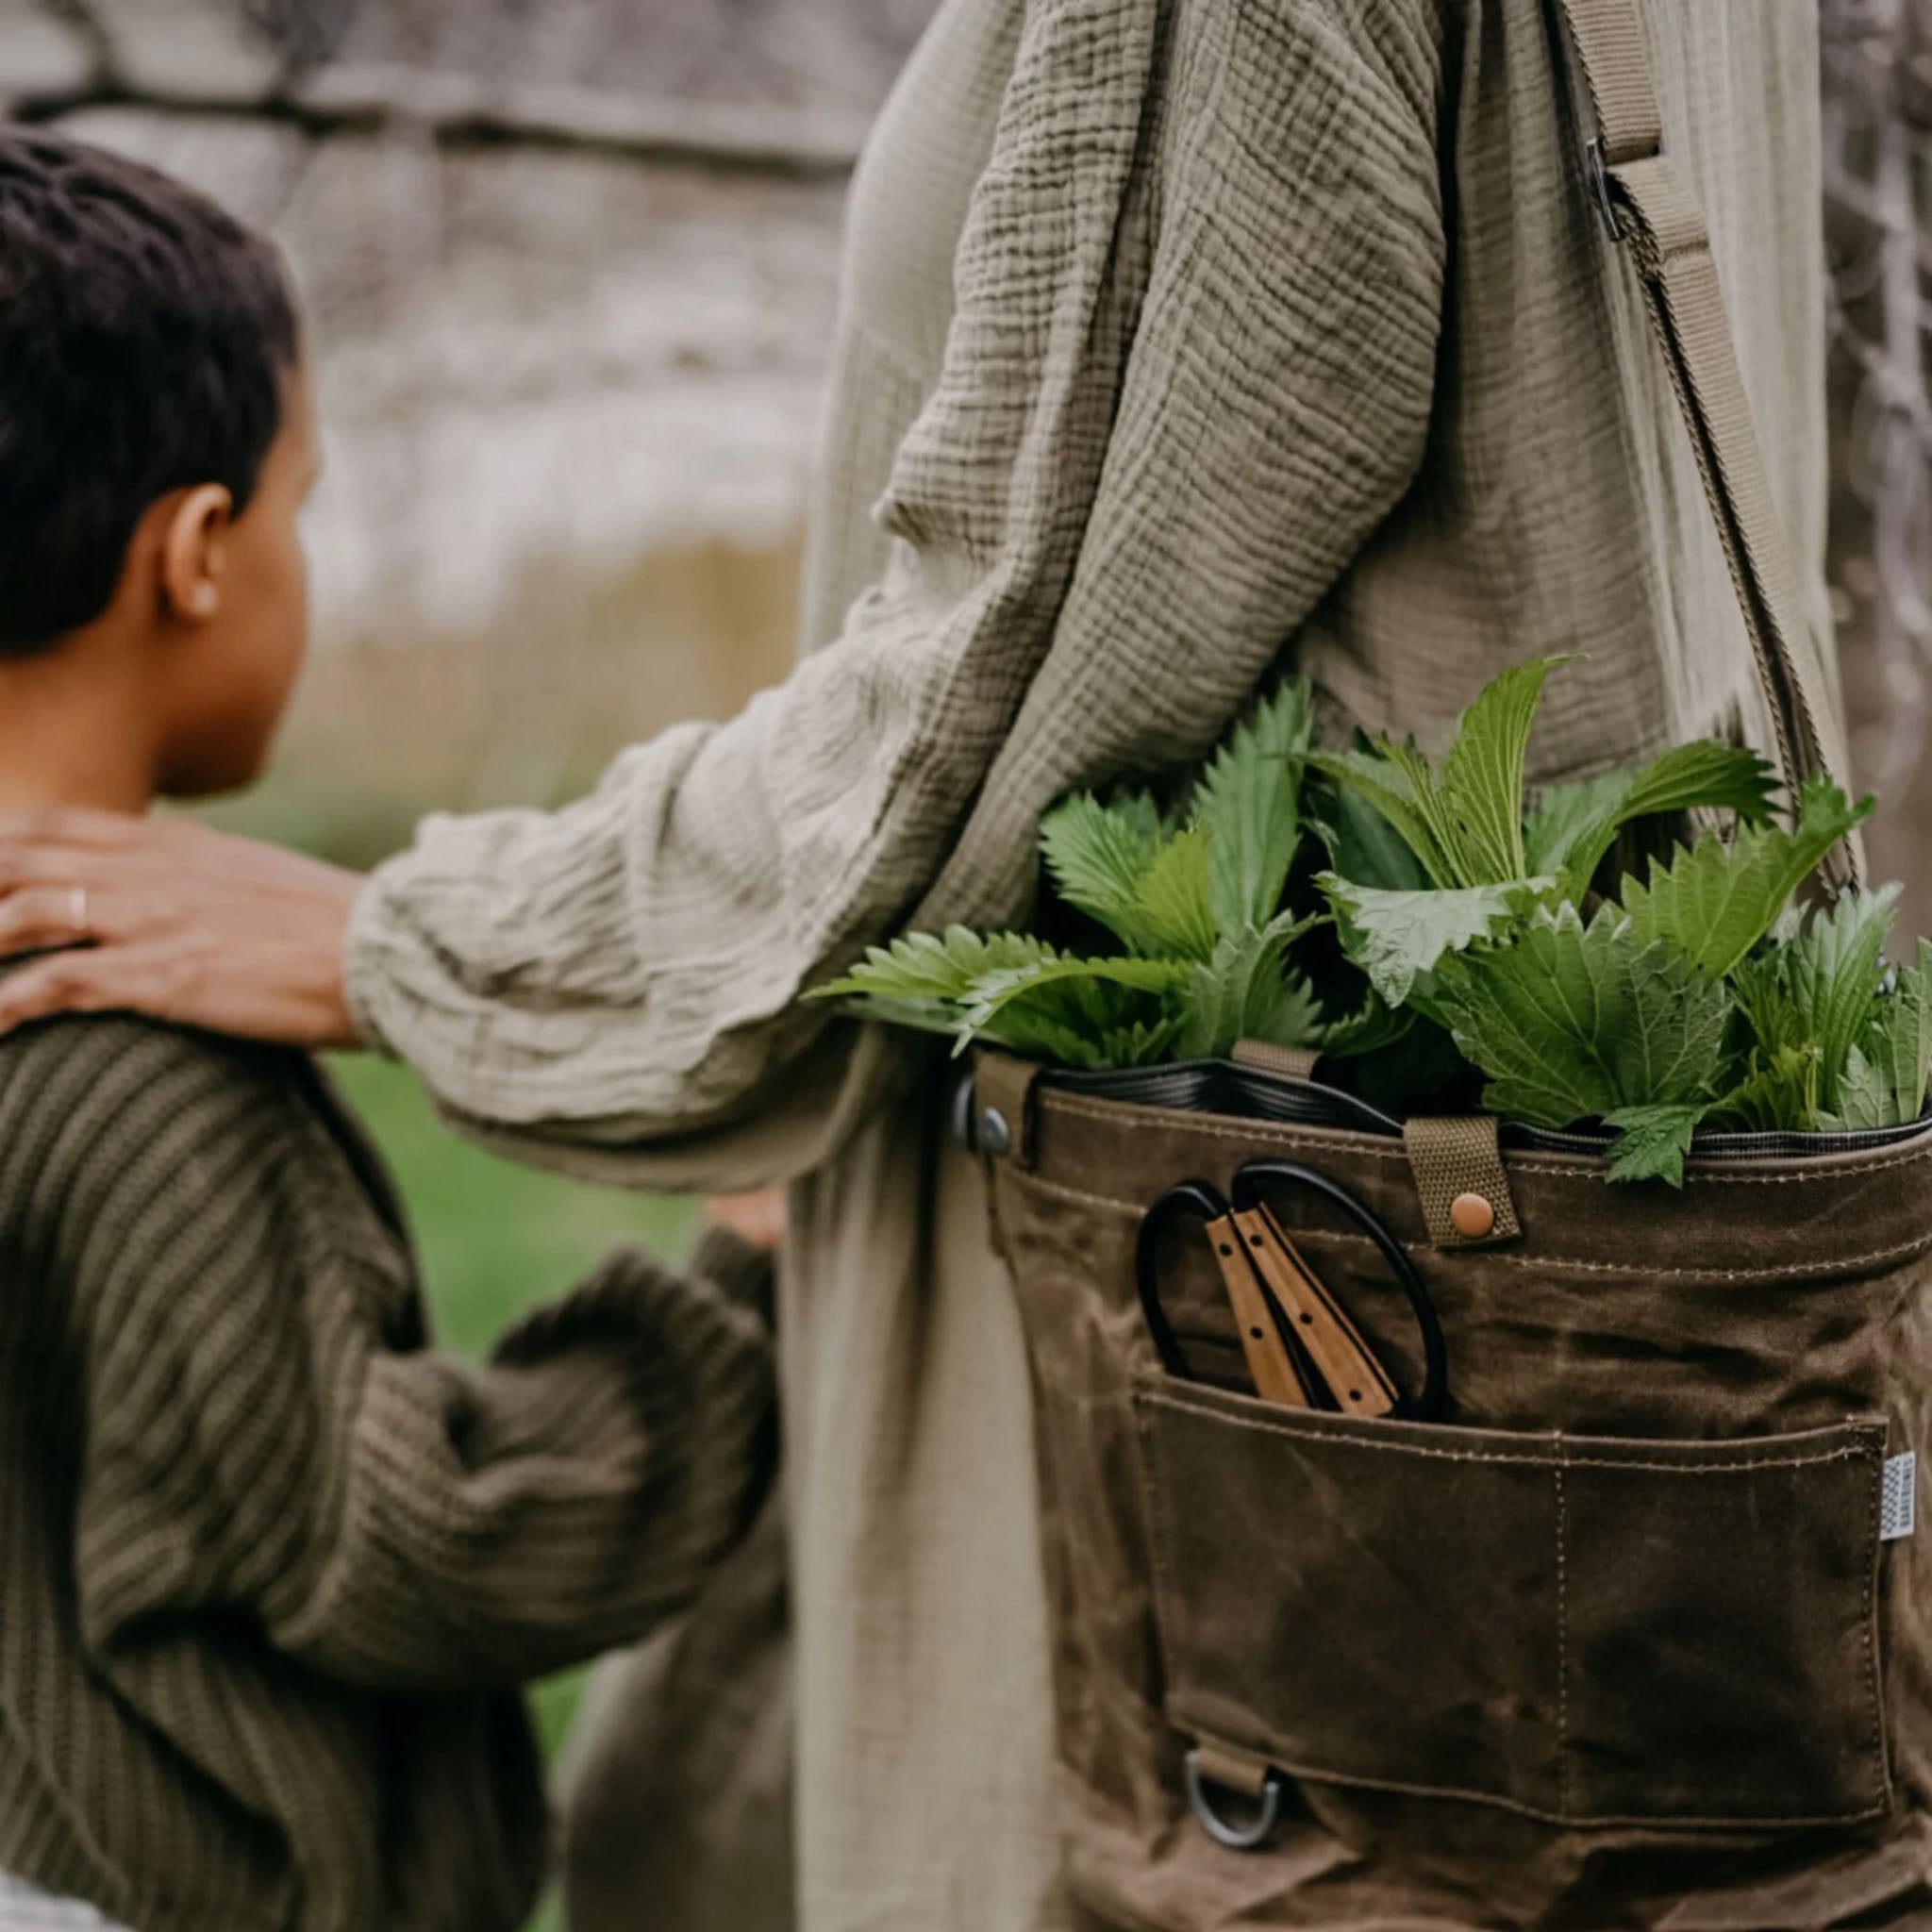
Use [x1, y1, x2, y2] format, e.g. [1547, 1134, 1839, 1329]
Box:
[157, 359, 320, 799]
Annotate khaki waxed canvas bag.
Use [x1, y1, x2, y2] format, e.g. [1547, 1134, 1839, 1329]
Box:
[970, 3, 1932, 1926]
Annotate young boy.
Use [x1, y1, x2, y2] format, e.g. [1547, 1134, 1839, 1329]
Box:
[0, 130, 776, 1932]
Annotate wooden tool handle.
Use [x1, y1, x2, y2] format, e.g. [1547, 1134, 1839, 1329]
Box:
[1233, 1204, 1401, 1419]
[1203, 1213, 1311, 1407]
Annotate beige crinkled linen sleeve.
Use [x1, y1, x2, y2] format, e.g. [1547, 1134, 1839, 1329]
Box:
[344, 0, 1449, 1175]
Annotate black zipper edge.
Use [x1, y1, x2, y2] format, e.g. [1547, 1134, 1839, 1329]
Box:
[1033, 1060, 1932, 1163]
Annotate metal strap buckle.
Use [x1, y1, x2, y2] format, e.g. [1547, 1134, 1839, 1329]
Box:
[1586, 137, 1626, 242]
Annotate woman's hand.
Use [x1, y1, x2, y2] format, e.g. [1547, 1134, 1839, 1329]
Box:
[0, 807, 364, 1046]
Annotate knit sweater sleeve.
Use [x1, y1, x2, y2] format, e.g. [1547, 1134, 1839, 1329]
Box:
[341, 0, 1446, 1173]
[51, 1022, 776, 1692]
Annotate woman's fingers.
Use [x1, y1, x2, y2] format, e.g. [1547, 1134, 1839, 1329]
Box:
[0, 947, 128, 1031]
[0, 883, 116, 955]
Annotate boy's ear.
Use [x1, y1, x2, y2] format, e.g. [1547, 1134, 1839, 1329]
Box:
[157, 484, 234, 625]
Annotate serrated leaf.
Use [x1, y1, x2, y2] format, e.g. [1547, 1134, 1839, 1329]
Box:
[1039, 792, 1162, 949]
[1602, 1104, 1707, 1186]
[1127, 825, 1219, 961]
[1437, 657, 1557, 883]
[1830, 937, 1932, 1128]
[1618, 777, 1874, 979]
[1782, 885, 1901, 1108]
[1316, 990, 1414, 1061]
[1191, 682, 1313, 933]
[1431, 905, 1729, 1130]
[1708, 1045, 1823, 1134]
[1523, 772, 1632, 880]
[1175, 912, 1323, 1060]
[1309, 746, 1457, 888]
[1094, 1016, 1187, 1067]
[813, 927, 1058, 1005]
[958, 952, 1190, 1039]
[1528, 742, 1778, 901]
[1825, 1045, 1897, 1131]
[1318, 874, 1552, 1006]
[1316, 779, 1430, 892]
[1876, 938, 1932, 1123]
[1621, 741, 1779, 825]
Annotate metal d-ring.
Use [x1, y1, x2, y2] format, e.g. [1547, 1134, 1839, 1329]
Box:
[1183, 1749, 1287, 1851]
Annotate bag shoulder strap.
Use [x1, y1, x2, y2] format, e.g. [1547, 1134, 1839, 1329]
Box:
[1553, 0, 1864, 893]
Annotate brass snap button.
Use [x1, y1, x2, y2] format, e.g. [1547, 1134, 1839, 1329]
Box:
[1449, 1191, 1496, 1240]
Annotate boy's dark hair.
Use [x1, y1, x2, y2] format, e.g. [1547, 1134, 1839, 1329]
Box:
[0, 127, 299, 655]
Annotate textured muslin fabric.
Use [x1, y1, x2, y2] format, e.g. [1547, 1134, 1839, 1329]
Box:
[341, 3, 1835, 1926]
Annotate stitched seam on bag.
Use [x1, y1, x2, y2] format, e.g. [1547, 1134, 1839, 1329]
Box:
[1129, 1394, 1185, 1713]
[1860, 1449, 1890, 1812]
[1139, 1395, 1877, 1474]
[1043, 1097, 1414, 1158]
[1039, 1098, 1932, 1183]
[1554, 1447, 1570, 1824]
[1004, 1167, 1932, 1280]
[1148, 1721, 1893, 1832]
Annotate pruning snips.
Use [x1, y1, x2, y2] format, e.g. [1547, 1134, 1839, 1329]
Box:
[1135, 1159, 1449, 1422]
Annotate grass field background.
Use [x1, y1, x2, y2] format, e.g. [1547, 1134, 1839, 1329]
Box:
[327, 1053, 697, 1932]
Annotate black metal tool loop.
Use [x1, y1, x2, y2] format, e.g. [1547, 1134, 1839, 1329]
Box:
[1132, 1177, 1225, 1378]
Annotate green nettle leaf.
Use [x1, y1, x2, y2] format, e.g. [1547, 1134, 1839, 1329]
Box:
[1436, 657, 1556, 884]
[1528, 743, 1778, 902]
[1316, 990, 1414, 1062]
[1779, 885, 1901, 1108]
[1310, 746, 1458, 888]
[1317, 874, 1552, 1007]
[1127, 825, 1220, 962]
[1095, 1016, 1188, 1068]
[1174, 912, 1324, 1061]
[1522, 772, 1631, 881]
[1618, 777, 1874, 980]
[958, 953, 1189, 1041]
[1039, 792, 1163, 950]
[1430, 906, 1730, 1160]
[1708, 1045, 1823, 1135]
[1828, 1046, 1898, 1132]
[814, 927, 1058, 1007]
[1601, 1104, 1708, 1186]
[1315, 657, 1564, 889]
[1828, 939, 1932, 1129]
[1191, 683, 1314, 933]
[1317, 780, 1430, 893]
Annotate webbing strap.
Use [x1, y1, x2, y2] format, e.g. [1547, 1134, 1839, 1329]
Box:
[1553, 0, 1864, 895]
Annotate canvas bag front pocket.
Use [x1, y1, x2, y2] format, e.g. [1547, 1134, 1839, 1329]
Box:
[1134, 1376, 1892, 1829]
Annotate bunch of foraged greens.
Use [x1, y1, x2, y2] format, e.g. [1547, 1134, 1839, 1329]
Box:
[816, 683, 1357, 1069]
[816, 656, 1932, 1184]
[1317, 658, 1925, 1182]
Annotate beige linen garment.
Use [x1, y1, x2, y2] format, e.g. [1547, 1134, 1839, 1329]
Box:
[345, 1, 1834, 1925]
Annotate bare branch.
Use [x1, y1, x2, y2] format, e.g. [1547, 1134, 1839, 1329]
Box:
[4, 59, 867, 178]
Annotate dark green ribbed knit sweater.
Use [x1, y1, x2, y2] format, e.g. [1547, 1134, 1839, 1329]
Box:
[0, 1013, 777, 1932]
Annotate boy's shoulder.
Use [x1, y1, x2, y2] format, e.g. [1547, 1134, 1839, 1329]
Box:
[0, 1008, 300, 1133]
[0, 1013, 406, 1259]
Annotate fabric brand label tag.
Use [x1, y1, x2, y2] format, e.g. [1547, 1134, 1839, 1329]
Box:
[1882, 1452, 1917, 1542]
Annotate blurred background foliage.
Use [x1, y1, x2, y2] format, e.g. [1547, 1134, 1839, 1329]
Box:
[5, 0, 1932, 1922]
